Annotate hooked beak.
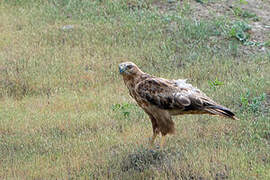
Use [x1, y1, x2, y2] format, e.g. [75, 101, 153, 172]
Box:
[119, 64, 126, 74]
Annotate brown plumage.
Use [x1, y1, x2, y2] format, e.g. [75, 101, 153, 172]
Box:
[119, 62, 237, 147]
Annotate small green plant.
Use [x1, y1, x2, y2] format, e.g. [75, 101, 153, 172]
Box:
[238, 0, 248, 5]
[243, 41, 265, 47]
[112, 103, 137, 118]
[232, 7, 257, 19]
[208, 78, 224, 90]
[194, 0, 204, 4]
[240, 90, 266, 114]
[229, 21, 251, 42]
[265, 40, 270, 47]
[229, 21, 265, 47]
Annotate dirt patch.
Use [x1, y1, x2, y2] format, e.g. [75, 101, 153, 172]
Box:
[121, 148, 181, 172]
[120, 147, 205, 179]
[151, 0, 270, 56]
[189, 0, 270, 54]
[120, 147, 230, 179]
[151, 0, 180, 13]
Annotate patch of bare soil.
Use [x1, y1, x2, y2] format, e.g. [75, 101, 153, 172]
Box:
[121, 148, 181, 172]
[189, 0, 270, 55]
[120, 147, 229, 179]
[151, 0, 270, 56]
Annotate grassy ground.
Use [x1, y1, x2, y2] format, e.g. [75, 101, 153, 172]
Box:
[0, 0, 270, 179]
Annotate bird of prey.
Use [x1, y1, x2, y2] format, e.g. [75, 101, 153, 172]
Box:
[119, 62, 237, 147]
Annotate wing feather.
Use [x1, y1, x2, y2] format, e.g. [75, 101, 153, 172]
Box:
[135, 78, 237, 119]
[135, 78, 207, 110]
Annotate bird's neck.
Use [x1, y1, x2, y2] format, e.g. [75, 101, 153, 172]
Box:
[123, 72, 149, 89]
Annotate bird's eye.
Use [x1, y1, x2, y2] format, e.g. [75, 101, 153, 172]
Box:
[126, 65, 133, 69]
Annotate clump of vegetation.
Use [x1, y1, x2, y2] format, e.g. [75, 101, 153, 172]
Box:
[121, 148, 177, 172]
[238, 0, 248, 4]
[228, 21, 266, 47]
[208, 78, 224, 90]
[232, 7, 258, 20]
[265, 40, 270, 47]
[112, 103, 139, 118]
[229, 21, 251, 42]
[240, 90, 266, 114]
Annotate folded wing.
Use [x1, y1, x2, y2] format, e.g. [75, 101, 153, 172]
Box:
[135, 78, 237, 119]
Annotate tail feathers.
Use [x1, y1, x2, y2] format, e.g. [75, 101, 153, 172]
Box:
[205, 105, 238, 120]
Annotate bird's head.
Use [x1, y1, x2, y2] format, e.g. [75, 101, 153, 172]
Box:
[118, 62, 142, 76]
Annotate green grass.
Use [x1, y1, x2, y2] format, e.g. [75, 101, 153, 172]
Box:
[0, 0, 270, 179]
[232, 6, 257, 19]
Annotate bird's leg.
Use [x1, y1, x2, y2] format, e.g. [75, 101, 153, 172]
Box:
[150, 131, 158, 146]
[150, 128, 160, 146]
[149, 115, 159, 146]
[160, 135, 166, 148]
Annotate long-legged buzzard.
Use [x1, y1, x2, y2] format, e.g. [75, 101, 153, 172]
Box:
[119, 62, 237, 147]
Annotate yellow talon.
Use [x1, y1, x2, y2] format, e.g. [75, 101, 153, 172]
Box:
[160, 136, 166, 148]
[150, 133, 158, 146]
